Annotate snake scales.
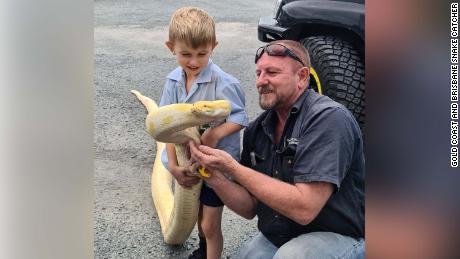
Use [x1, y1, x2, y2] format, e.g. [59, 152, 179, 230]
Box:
[131, 90, 231, 244]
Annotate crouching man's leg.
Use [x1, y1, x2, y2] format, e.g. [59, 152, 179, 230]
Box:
[274, 232, 365, 259]
[237, 232, 278, 259]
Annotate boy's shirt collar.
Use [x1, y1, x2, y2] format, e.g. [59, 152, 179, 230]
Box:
[167, 59, 213, 84]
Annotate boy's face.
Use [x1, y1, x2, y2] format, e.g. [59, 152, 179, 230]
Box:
[166, 40, 217, 78]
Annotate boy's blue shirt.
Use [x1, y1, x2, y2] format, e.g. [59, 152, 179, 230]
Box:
[160, 59, 249, 167]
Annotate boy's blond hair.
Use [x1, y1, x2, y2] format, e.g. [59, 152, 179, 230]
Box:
[168, 7, 216, 48]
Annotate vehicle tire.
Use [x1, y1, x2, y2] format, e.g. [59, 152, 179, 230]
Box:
[301, 36, 365, 130]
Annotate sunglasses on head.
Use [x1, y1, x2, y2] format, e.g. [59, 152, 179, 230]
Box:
[255, 43, 305, 66]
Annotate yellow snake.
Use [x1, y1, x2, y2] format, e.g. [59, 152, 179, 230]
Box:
[131, 90, 231, 244]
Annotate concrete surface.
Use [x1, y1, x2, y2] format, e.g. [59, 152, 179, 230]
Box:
[94, 0, 272, 258]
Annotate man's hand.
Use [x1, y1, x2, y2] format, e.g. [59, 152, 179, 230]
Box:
[168, 164, 200, 189]
[187, 160, 209, 179]
[189, 141, 238, 177]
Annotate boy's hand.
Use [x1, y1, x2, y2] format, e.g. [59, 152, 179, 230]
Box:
[189, 141, 238, 176]
[188, 160, 212, 179]
[169, 164, 200, 189]
[201, 127, 220, 148]
[200, 122, 243, 148]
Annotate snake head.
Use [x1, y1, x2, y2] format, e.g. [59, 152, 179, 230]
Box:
[191, 100, 231, 119]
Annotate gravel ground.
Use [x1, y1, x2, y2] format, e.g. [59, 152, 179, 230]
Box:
[94, 1, 272, 258]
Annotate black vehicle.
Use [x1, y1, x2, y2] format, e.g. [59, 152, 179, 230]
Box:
[258, 0, 365, 129]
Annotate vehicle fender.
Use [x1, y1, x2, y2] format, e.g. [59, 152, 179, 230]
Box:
[279, 0, 364, 39]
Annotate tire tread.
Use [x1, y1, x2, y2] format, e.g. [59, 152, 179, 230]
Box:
[301, 36, 365, 130]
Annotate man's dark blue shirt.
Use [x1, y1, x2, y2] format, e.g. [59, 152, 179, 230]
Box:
[240, 89, 364, 247]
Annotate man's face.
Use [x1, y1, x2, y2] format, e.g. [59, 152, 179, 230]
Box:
[255, 53, 303, 110]
[167, 40, 217, 78]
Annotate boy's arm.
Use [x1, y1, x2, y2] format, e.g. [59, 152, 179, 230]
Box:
[204, 81, 248, 148]
[166, 143, 200, 188]
[216, 82, 249, 126]
[166, 143, 179, 169]
[201, 122, 243, 148]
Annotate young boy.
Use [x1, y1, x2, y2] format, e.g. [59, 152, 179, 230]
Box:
[159, 7, 249, 259]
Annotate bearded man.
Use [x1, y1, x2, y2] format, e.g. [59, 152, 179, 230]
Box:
[189, 40, 365, 259]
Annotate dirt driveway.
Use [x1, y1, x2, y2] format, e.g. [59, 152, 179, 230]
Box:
[94, 1, 271, 258]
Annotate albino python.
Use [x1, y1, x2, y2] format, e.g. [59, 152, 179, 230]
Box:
[131, 90, 231, 244]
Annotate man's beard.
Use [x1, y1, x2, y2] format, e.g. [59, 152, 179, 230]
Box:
[258, 85, 279, 110]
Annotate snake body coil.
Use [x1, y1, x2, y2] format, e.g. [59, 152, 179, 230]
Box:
[131, 90, 231, 244]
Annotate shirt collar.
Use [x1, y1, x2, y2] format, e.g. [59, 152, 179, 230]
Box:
[261, 110, 276, 143]
[195, 59, 213, 83]
[166, 59, 213, 84]
[290, 89, 309, 114]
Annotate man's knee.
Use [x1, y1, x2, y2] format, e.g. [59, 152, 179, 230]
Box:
[274, 232, 364, 259]
[274, 240, 327, 259]
[238, 239, 260, 259]
[274, 245, 331, 259]
[238, 233, 277, 259]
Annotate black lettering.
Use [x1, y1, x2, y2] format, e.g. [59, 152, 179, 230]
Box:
[453, 66, 458, 81]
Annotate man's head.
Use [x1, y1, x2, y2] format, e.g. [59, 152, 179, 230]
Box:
[166, 7, 217, 78]
[255, 40, 310, 111]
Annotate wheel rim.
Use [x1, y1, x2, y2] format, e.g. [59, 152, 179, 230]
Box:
[309, 67, 322, 95]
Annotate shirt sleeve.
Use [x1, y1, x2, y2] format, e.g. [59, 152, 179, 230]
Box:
[159, 80, 176, 107]
[292, 107, 358, 190]
[217, 82, 249, 127]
